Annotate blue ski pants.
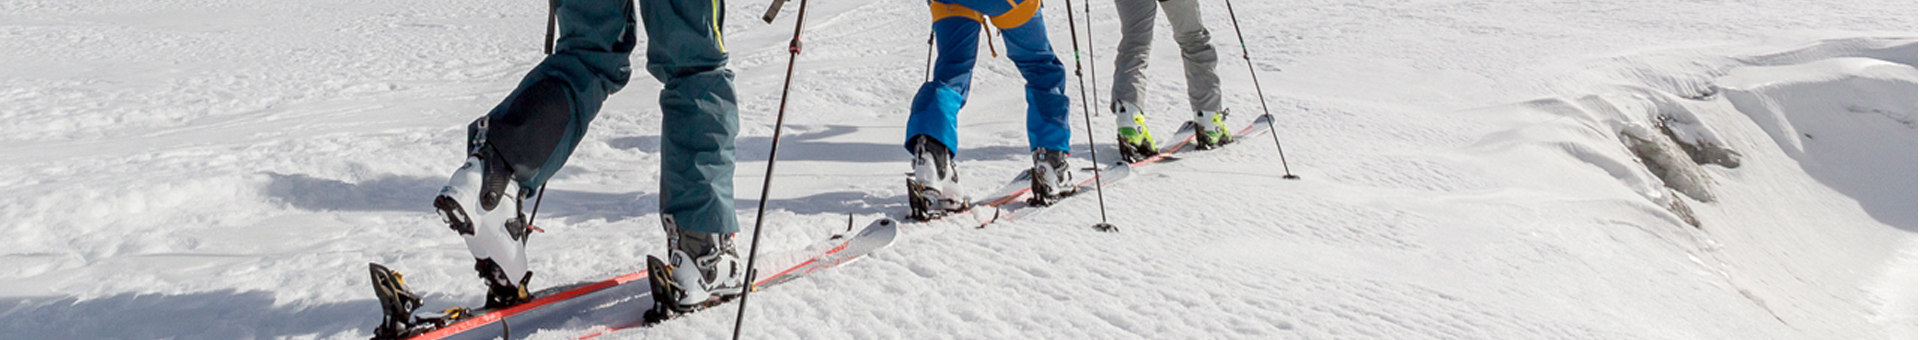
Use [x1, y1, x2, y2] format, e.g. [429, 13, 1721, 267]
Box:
[907, 0, 1072, 155]
[474, 0, 738, 234]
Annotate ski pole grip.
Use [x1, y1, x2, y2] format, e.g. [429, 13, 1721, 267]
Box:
[762, 0, 789, 23]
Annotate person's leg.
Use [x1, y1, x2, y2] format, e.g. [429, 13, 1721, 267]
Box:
[994, 7, 1070, 153]
[1109, 0, 1157, 112]
[905, 3, 986, 220]
[640, 0, 739, 235]
[905, 14, 983, 155]
[1107, 0, 1162, 160]
[1158, 0, 1222, 114]
[442, 0, 637, 308]
[990, 1, 1077, 200]
[481, 0, 637, 190]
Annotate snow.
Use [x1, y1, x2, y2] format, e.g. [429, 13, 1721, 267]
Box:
[0, 0, 1914, 339]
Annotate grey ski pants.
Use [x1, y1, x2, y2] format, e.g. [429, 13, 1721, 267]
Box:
[1110, 0, 1222, 116]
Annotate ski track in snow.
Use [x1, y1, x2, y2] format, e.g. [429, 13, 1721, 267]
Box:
[0, 0, 1914, 339]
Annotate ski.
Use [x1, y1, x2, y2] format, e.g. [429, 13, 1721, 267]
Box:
[633, 218, 898, 327]
[904, 114, 1276, 228]
[366, 218, 899, 340]
[1125, 113, 1276, 168]
[998, 114, 1276, 223]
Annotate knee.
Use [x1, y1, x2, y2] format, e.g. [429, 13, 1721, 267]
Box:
[1116, 35, 1153, 53]
[1014, 59, 1065, 79]
[1174, 29, 1213, 48]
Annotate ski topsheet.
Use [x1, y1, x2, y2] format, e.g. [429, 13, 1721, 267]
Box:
[373, 218, 899, 340]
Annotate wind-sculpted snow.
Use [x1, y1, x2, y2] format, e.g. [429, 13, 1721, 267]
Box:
[1458, 37, 1918, 339]
[1719, 57, 1918, 230]
[0, 0, 1913, 339]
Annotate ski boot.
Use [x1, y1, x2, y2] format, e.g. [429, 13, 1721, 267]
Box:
[906, 135, 970, 221]
[647, 218, 746, 316]
[1193, 109, 1234, 150]
[369, 263, 430, 340]
[1029, 148, 1076, 206]
[1114, 102, 1160, 163]
[434, 117, 534, 310]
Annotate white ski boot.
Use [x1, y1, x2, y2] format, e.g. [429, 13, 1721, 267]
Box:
[1029, 148, 1076, 205]
[1114, 102, 1160, 162]
[1193, 109, 1234, 149]
[907, 135, 969, 220]
[433, 118, 534, 309]
[649, 217, 745, 312]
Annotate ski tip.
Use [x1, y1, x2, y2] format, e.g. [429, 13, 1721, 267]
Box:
[862, 218, 901, 238]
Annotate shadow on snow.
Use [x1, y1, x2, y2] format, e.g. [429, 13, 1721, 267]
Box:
[0, 290, 375, 339]
[262, 173, 906, 221]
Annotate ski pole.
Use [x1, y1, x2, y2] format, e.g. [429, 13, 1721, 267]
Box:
[1061, 0, 1119, 233]
[543, 0, 558, 55]
[1080, 0, 1102, 114]
[1221, 0, 1299, 180]
[527, 183, 547, 230]
[924, 31, 936, 82]
[734, 0, 809, 338]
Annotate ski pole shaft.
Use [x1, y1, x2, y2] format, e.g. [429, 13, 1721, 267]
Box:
[735, 0, 810, 338]
[544, 0, 558, 54]
[1081, 0, 1101, 114]
[527, 183, 547, 226]
[1221, 0, 1299, 180]
[924, 31, 935, 82]
[1061, 0, 1116, 231]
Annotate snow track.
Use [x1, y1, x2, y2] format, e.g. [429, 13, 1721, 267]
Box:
[0, 0, 1913, 339]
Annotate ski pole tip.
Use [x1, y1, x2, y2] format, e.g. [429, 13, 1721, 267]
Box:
[1282, 174, 1301, 180]
[1093, 223, 1119, 233]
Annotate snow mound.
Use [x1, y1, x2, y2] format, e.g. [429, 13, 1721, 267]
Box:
[1718, 57, 1918, 229]
[1454, 37, 1918, 339]
[1470, 86, 1737, 227]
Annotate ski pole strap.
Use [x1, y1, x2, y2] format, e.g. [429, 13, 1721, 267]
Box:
[982, 24, 999, 58]
[543, 0, 558, 54]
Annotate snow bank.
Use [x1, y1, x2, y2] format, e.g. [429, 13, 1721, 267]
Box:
[1718, 57, 1918, 229]
[1471, 37, 1920, 340]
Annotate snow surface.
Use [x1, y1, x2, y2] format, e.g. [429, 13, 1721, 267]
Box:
[1, 0, 1915, 339]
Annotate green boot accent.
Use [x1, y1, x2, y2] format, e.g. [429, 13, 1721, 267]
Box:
[1195, 110, 1234, 149]
[1114, 103, 1160, 162]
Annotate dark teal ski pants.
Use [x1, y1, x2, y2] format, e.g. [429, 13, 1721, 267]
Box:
[476, 0, 738, 234]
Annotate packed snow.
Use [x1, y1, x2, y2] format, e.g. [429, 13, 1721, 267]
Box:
[0, 0, 1913, 339]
